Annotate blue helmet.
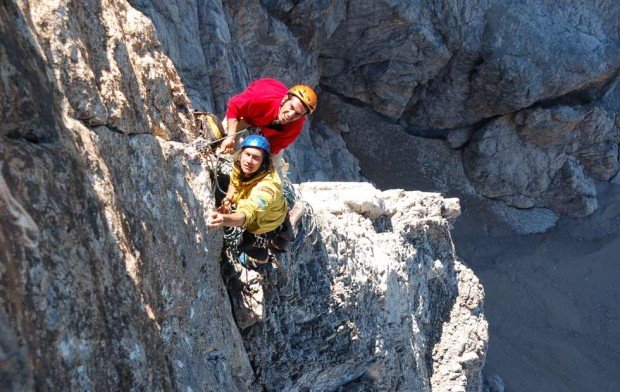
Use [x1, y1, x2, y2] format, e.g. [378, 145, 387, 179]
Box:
[240, 135, 270, 154]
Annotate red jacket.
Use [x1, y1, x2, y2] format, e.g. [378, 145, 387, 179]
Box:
[226, 78, 306, 155]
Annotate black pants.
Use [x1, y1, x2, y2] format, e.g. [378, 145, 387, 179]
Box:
[238, 215, 294, 261]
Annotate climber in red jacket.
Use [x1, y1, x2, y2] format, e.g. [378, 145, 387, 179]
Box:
[219, 78, 318, 156]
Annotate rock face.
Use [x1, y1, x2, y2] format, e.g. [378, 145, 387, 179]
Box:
[1, 0, 487, 391]
[463, 105, 619, 217]
[319, 1, 619, 128]
[120, 0, 619, 390]
[1, 0, 251, 390]
[1, 128, 253, 390]
[128, 1, 618, 389]
[227, 183, 487, 391]
[4, 0, 618, 390]
[131, 0, 619, 220]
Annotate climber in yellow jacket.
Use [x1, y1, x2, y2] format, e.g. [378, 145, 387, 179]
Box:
[208, 135, 292, 264]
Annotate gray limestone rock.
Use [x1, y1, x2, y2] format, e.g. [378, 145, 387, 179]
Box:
[574, 141, 619, 182]
[263, 0, 347, 52]
[0, 315, 33, 391]
[285, 121, 364, 183]
[516, 105, 619, 181]
[319, 1, 452, 119]
[517, 105, 620, 181]
[447, 127, 476, 149]
[514, 106, 586, 148]
[0, 1, 57, 143]
[540, 156, 598, 217]
[128, 0, 250, 113]
[0, 124, 253, 390]
[464, 115, 568, 209]
[1, 0, 250, 389]
[131, 0, 619, 219]
[464, 2, 619, 124]
[316, 92, 475, 196]
[227, 183, 487, 391]
[2, 2, 488, 391]
[29, 0, 194, 140]
[488, 203, 559, 235]
[315, 1, 620, 130]
[572, 107, 620, 181]
[463, 105, 618, 216]
[5, 0, 620, 389]
[318, 93, 568, 233]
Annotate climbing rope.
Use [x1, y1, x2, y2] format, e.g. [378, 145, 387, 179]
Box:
[194, 129, 318, 267]
[281, 174, 318, 252]
[192, 131, 246, 259]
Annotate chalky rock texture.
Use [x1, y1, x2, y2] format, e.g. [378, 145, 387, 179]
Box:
[228, 183, 487, 391]
[122, 1, 618, 390]
[131, 0, 619, 219]
[127, 0, 246, 113]
[4, 0, 618, 390]
[313, 1, 619, 220]
[318, 1, 620, 128]
[1, 126, 254, 390]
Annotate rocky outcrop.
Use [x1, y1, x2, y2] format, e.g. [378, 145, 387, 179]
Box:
[318, 1, 619, 128]
[117, 1, 619, 390]
[134, 0, 619, 131]
[1, 124, 255, 390]
[227, 183, 487, 391]
[463, 105, 619, 216]
[31, 0, 193, 139]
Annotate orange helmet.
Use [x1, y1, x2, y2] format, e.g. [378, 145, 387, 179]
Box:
[288, 85, 318, 114]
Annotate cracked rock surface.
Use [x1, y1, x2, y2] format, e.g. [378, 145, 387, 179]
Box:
[226, 183, 487, 391]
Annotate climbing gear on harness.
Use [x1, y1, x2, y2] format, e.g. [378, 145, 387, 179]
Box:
[249, 234, 270, 249]
[194, 111, 225, 148]
[240, 135, 270, 153]
[223, 226, 243, 251]
[193, 132, 250, 156]
[191, 122, 317, 271]
[193, 112, 252, 158]
[288, 85, 317, 114]
[238, 251, 270, 268]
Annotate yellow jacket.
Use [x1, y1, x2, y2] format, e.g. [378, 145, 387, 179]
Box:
[230, 165, 287, 234]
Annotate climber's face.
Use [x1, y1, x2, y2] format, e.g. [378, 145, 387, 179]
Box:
[240, 147, 264, 175]
[278, 95, 307, 124]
